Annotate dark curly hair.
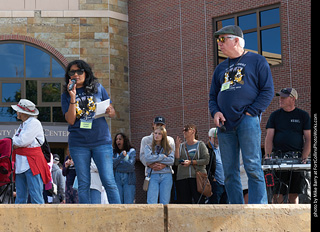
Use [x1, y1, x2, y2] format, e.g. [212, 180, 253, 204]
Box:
[63, 60, 99, 95]
[113, 133, 134, 154]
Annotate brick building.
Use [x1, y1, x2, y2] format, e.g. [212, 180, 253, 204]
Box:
[128, 0, 311, 202]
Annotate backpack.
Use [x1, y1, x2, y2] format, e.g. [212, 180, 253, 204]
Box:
[36, 136, 51, 163]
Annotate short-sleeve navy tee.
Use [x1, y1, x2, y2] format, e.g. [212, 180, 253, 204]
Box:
[61, 83, 112, 146]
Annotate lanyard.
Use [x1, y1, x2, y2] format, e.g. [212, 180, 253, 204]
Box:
[226, 50, 246, 82]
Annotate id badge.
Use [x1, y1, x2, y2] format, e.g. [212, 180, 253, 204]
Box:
[221, 81, 231, 92]
[80, 118, 93, 129]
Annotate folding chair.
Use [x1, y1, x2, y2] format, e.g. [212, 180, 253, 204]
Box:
[0, 137, 15, 203]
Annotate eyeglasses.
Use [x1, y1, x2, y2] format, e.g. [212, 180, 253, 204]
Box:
[68, 69, 84, 77]
[216, 36, 236, 43]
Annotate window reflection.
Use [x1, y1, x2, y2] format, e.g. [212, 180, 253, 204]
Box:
[261, 27, 282, 65]
[0, 42, 66, 123]
[0, 44, 24, 78]
[2, 83, 21, 103]
[260, 8, 280, 27]
[42, 83, 61, 102]
[238, 13, 256, 31]
[38, 107, 51, 122]
[0, 107, 17, 122]
[52, 59, 66, 78]
[53, 107, 65, 122]
[26, 45, 51, 78]
[244, 32, 258, 53]
[26, 80, 37, 105]
[217, 18, 234, 30]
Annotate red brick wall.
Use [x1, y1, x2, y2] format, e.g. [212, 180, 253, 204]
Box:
[128, 0, 311, 203]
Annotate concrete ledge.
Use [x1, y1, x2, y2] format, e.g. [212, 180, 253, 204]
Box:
[0, 204, 164, 232]
[0, 204, 311, 232]
[167, 204, 311, 232]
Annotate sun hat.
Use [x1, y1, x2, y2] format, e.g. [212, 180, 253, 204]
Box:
[11, 99, 39, 116]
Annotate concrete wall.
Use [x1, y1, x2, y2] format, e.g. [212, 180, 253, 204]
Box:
[0, 204, 310, 232]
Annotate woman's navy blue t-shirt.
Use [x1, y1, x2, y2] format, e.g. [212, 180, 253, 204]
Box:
[61, 83, 112, 146]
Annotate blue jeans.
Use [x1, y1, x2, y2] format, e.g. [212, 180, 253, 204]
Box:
[147, 173, 172, 204]
[69, 144, 121, 204]
[15, 169, 44, 204]
[208, 181, 228, 204]
[114, 172, 136, 204]
[90, 189, 101, 204]
[218, 115, 268, 204]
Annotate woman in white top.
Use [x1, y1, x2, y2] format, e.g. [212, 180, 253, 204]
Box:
[11, 99, 51, 204]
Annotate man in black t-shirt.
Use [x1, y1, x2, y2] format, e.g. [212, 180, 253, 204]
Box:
[265, 88, 311, 204]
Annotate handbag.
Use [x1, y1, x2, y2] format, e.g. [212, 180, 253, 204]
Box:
[143, 169, 152, 192]
[184, 144, 213, 197]
[195, 171, 212, 197]
[142, 176, 150, 192]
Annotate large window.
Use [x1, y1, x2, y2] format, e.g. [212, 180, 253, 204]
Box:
[0, 42, 65, 122]
[214, 5, 281, 66]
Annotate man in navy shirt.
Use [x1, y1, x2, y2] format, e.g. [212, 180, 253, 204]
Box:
[265, 88, 311, 204]
[209, 25, 274, 204]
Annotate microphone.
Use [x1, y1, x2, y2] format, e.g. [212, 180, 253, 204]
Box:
[68, 79, 77, 91]
[219, 122, 226, 132]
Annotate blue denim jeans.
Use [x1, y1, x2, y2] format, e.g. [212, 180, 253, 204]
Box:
[218, 115, 268, 204]
[69, 144, 121, 204]
[90, 189, 101, 204]
[114, 172, 136, 204]
[147, 173, 173, 204]
[15, 169, 44, 204]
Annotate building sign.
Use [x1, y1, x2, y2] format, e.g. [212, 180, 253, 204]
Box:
[0, 124, 69, 143]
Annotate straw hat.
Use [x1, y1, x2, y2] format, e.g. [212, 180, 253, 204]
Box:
[11, 99, 39, 116]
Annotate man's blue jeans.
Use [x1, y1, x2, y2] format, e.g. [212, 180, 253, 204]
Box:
[69, 144, 121, 204]
[218, 115, 268, 204]
[15, 169, 44, 204]
[147, 173, 172, 204]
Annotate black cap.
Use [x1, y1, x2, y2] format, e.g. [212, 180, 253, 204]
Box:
[214, 25, 243, 38]
[153, 116, 165, 125]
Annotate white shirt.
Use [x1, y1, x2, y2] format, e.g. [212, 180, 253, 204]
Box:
[12, 117, 44, 174]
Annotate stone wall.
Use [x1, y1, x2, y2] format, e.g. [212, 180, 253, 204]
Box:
[0, 204, 311, 232]
[0, 1, 130, 137]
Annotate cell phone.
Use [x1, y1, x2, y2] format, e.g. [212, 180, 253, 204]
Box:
[179, 159, 185, 164]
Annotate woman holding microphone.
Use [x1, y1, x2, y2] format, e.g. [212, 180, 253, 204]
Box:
[61, 60, 120, 204]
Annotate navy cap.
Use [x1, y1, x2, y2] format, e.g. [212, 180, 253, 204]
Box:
[154, 116, 165, 125]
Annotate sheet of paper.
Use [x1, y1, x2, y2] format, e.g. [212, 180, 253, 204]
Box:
[94, 99, 110, 118]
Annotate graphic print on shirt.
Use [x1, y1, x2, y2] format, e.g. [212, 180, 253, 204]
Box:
[223, 64, 246, 87]
[75, 92, 96, 119]
[187, 148, 197, 159]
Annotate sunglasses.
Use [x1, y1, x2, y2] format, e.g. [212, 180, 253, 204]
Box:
[216, 36, 236, 43]
[183, 128, 194, 132]
[68, 69, 84, 77]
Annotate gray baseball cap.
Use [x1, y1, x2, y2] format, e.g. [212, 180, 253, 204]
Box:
[214, 25, 244, 38]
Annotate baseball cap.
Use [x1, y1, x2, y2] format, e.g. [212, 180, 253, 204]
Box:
[153, 116, 165, 125]
[276, 88, 298, 100]
[214, 25, 244, 38]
